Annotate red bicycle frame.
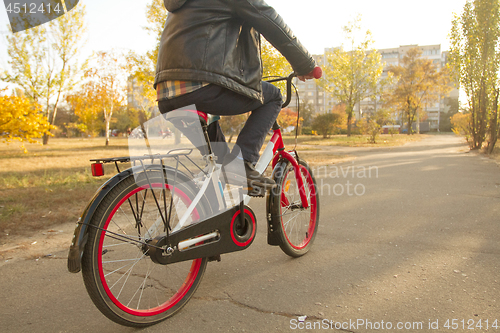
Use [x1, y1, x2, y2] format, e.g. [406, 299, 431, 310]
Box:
[269, 127, 310, 209]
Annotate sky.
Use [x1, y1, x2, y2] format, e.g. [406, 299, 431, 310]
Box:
[0, 0, 469, 71]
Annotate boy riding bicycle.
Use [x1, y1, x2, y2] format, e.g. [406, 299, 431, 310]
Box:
[155, 0, 317, 190]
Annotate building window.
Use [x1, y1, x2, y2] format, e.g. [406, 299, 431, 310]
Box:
[382, 52, 398, 59]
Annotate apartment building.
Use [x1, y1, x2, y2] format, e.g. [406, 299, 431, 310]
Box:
[290, 44, 459, 131]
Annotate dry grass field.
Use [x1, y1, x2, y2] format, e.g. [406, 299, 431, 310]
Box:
[0, 138, 131, 243]
[285, 133, 429, 147]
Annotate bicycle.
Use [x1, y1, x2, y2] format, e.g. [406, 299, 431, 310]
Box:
[67, 67, 322, 327]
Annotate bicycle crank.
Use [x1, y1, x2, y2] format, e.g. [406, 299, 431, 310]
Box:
[147, 204, 257, 265]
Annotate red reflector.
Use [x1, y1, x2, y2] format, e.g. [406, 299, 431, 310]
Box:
[91, 163, 104, 177]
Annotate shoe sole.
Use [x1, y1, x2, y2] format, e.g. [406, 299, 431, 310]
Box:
[223, 172, 276, 190]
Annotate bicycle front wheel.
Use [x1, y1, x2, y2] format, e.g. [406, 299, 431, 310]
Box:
[270, 158, 319, 257]
[81, 170, 208, 327]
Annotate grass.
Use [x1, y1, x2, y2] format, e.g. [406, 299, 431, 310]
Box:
[280, 133, 428, 147]
[278, 134, 427, 166]
[0, 137, 131, 242]
[490, 146, 500, 161]
[484, 145, 500, 164]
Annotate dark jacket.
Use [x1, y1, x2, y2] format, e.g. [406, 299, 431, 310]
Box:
[155, 0, 316, 102]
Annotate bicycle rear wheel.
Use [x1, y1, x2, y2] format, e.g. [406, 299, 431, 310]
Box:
[270, 158, 319, 257]
[81, 169, 208, 327]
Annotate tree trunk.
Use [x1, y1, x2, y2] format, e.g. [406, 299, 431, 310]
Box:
[406, 98, 412, 135]
[487, 89, 499, 154]
[42, 108, 51, 145]
[407, 110, 412, 135]
[105, 120, 110, 146]
[470, 97, 477, 149]
[477, 82, 488, 149]
[416, 110, 420, 134]
[347, 113, 352, 137]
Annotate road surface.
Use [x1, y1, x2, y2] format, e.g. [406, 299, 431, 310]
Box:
[1, 134, 499, 332]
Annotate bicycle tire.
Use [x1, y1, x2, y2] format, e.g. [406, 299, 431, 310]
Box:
[270, 158, 319, 257]
[81, 168, 209, 327]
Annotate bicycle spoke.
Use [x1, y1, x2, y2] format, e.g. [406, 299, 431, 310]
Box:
[83, 173, 207, 324]
[104, 260, 138, 278]
[275, 162, 318, 253]
[103, 258, 145, 264]
[119, 206, 137, 229]
[112, 251, 147, 296]
[110, 217, 129, 236]
[131, 263, 157, 309]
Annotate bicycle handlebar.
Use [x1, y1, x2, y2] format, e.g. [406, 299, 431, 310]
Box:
[310, 66, 323, 80]
[266, 66, 322, 108]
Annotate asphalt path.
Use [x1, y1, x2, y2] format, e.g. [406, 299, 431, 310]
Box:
[1, 134, 499, 333]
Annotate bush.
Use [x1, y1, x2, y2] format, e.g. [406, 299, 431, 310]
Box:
[451, 112, 471, 142]
[312, 113, 342, 138]
[358, 109, 390, 143]
[301, 126, 313, 135]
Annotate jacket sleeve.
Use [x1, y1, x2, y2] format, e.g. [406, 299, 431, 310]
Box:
[229, 0, 316, 75]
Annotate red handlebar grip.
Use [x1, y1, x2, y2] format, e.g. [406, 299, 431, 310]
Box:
[312, 66, 322, 79]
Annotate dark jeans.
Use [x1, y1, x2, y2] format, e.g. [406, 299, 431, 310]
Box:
[158, 82, 282, 164]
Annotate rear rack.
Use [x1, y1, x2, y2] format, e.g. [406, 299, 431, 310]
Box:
[89, 148, 207, 178]
[90, 148, 194, 164]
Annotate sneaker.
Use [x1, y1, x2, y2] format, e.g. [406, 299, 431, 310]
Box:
[221, 154, 276, 190]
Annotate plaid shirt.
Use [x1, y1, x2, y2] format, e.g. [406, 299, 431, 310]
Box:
[156, 80, 209, 101]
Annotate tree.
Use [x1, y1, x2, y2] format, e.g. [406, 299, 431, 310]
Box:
[219, 114, 248, 143]
[66, 52, 125, 141]
[312, 113, 342, 138]
[113, 107, 141, 135]
[278, 108, 302, 132]
[298, 98, 315, 128]
[319, 16, 384, 136]
[387, 48, 451, 135]
[262, 38, 292, 95]
[487, 89, 499, 152]
[331, 104, 348, 132]
[125, 0, 167, 125]
[85, 52, 124, 146]
[66, 82, 105, 137]
[2, 4, 88, 145]
[126, 76, 157, 125]
[0, 91, 53, 152]
[439, 96, 460, 132]
[451, 112, 471, 142]
[359, 108, 390, 143]
[449, 0, 500, 151]
[52, 104, 81, 137]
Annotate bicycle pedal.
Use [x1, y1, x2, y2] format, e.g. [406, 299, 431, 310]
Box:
[208, 254, 221, 262]
[245, 186, 267, 197]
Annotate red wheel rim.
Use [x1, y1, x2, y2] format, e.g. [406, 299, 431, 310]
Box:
[97, 184, 202, 316]
[282, 165, 317, 250]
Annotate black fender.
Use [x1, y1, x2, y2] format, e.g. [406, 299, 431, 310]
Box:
[265, 159, 289, 246]
[67, 165, 205, 273]
[67, 167, 134, 273]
